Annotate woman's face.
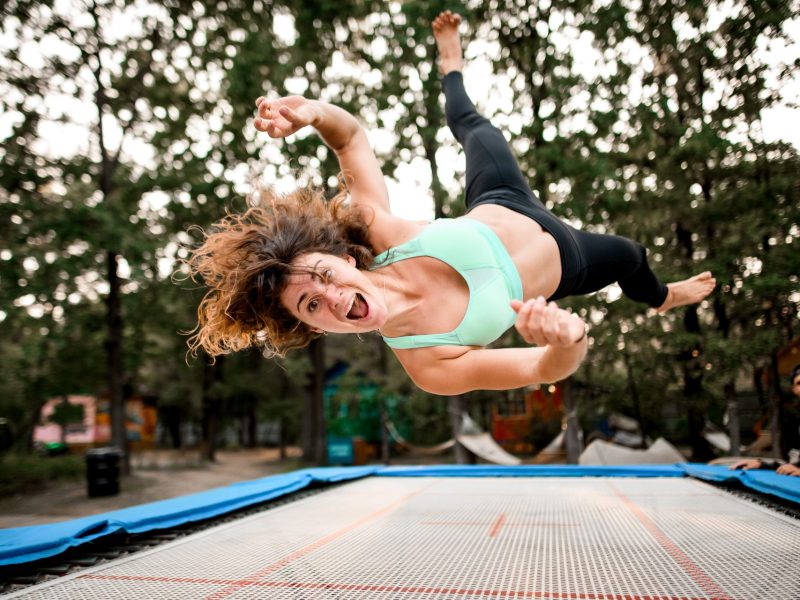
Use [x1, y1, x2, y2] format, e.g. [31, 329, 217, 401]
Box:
[279, 252, 387, 334]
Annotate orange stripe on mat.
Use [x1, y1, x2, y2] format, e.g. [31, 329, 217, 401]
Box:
[421, 520, 578, 529]
[201, 487, 426, 600]
[488, 513, 507, 538]
[609, 482, 730, 600]
[82, 574, 718, 599]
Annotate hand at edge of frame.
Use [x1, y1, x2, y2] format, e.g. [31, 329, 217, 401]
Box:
[729, 459, 762, 470]
[776, 463, 800, 476]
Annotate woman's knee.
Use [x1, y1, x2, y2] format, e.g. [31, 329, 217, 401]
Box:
[617, 241, 667, 305]
[602, 235, 646, 267]
[575, 231, 639, 265]
[626, 239, 647, 266]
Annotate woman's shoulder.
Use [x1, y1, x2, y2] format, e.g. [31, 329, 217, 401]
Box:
[369, 214, 429, 255]
[373, 217, 488, 259]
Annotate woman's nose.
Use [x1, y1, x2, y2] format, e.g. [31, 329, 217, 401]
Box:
[323, 284, 342, 306]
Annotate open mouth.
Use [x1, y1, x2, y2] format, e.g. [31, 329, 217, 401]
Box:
[346, 293, 369, 320]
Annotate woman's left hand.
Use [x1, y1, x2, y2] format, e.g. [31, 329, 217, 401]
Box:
[511, 297, 586, 347]
[254, 95, 320, 138]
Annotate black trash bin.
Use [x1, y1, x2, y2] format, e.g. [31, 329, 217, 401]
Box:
[85, 447, 121, 497]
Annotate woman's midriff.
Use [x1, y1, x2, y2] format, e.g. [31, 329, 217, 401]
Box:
[466, 204, 562, 300]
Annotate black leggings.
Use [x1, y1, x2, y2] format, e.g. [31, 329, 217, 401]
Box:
[442, 71, 668, 307]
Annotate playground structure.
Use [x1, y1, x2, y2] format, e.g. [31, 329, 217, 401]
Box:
[327, 365, 564, 466]
[33, 395, 158, 453]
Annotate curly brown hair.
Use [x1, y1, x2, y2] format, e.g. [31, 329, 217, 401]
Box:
[186, 183, 374, 359]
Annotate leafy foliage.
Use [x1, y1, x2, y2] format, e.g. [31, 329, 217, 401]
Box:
[1, 0, 797, 460]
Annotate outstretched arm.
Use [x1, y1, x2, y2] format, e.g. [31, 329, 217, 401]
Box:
[254, 96, 407, 249]
[395, 299, 588, 395]
[255, 96, 364, 154]
[409, 343, 587, 396]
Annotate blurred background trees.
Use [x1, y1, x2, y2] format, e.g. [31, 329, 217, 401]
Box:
[1, 0, 797, 464]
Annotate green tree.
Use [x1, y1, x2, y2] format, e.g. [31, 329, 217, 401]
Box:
[1, 0, 219, 469]
[582, 0, 799, 456]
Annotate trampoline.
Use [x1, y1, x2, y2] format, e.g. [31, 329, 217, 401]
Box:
[5, 467, 800, 599]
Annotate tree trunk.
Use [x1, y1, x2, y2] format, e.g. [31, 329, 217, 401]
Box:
[21, 339, 50, 452]
[725, 380, 740, 456]
[22, 398, 47, 453]
[681, 308, 714, 461]
[278, 416, 287, 460]
[768, 352, 782, 460]
[90, 1, 128, 475]
[380, 400, 391, 465]
[712, 296, 738, 455]
[302, 337, 326, 464]
[450, 395, 476, 464]
[245, 351, 261, 448]
[562, 381, 582, 464]
[753, 366, 767, 412]
[277, 368, 290, 460]
[106, 251, 129, 474]
[246, 406, 257, 448]
[623, 351, 647, 448]
[59, 395, 69, 445]
[201, 355, 223, 462]
[377, 336, 390, 464]
[686, 399, 711, 461]
[167, 410, 182, 449]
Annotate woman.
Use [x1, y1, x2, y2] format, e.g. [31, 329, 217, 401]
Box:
[188, 12, 715, 395]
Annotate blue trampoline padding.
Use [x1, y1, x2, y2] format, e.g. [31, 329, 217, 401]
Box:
[377, 464, 687, 478]
[680, 463, 800, 504]
[3, 463, 799, 567]
[0, 466, 379, 567]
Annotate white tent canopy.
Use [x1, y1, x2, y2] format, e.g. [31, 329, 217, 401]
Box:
[579, 438, 686, 466]
[456, 414, 521, 466]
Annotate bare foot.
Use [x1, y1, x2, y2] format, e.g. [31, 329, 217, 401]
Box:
[656, 271, 716, 313]
[432, 11, 463, 75]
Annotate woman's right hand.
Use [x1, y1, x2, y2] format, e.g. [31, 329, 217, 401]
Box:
[511, 297, 586, 347]
[254, 96, 320, 138]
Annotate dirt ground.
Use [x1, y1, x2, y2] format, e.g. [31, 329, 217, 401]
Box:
[0, 447, 305, 529]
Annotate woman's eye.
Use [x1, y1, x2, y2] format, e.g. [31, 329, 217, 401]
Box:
[308, 298, 319, 313]
[323, 269, 333, 281]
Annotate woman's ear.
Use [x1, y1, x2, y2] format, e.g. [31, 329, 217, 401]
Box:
[310, 327, 324, 334]
[345, 254, 356, 266]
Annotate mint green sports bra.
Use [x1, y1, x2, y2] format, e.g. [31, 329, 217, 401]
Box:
[372, 218, 524, 349]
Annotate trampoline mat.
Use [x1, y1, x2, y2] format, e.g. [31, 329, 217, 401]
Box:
[10, 476, 800, 599]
